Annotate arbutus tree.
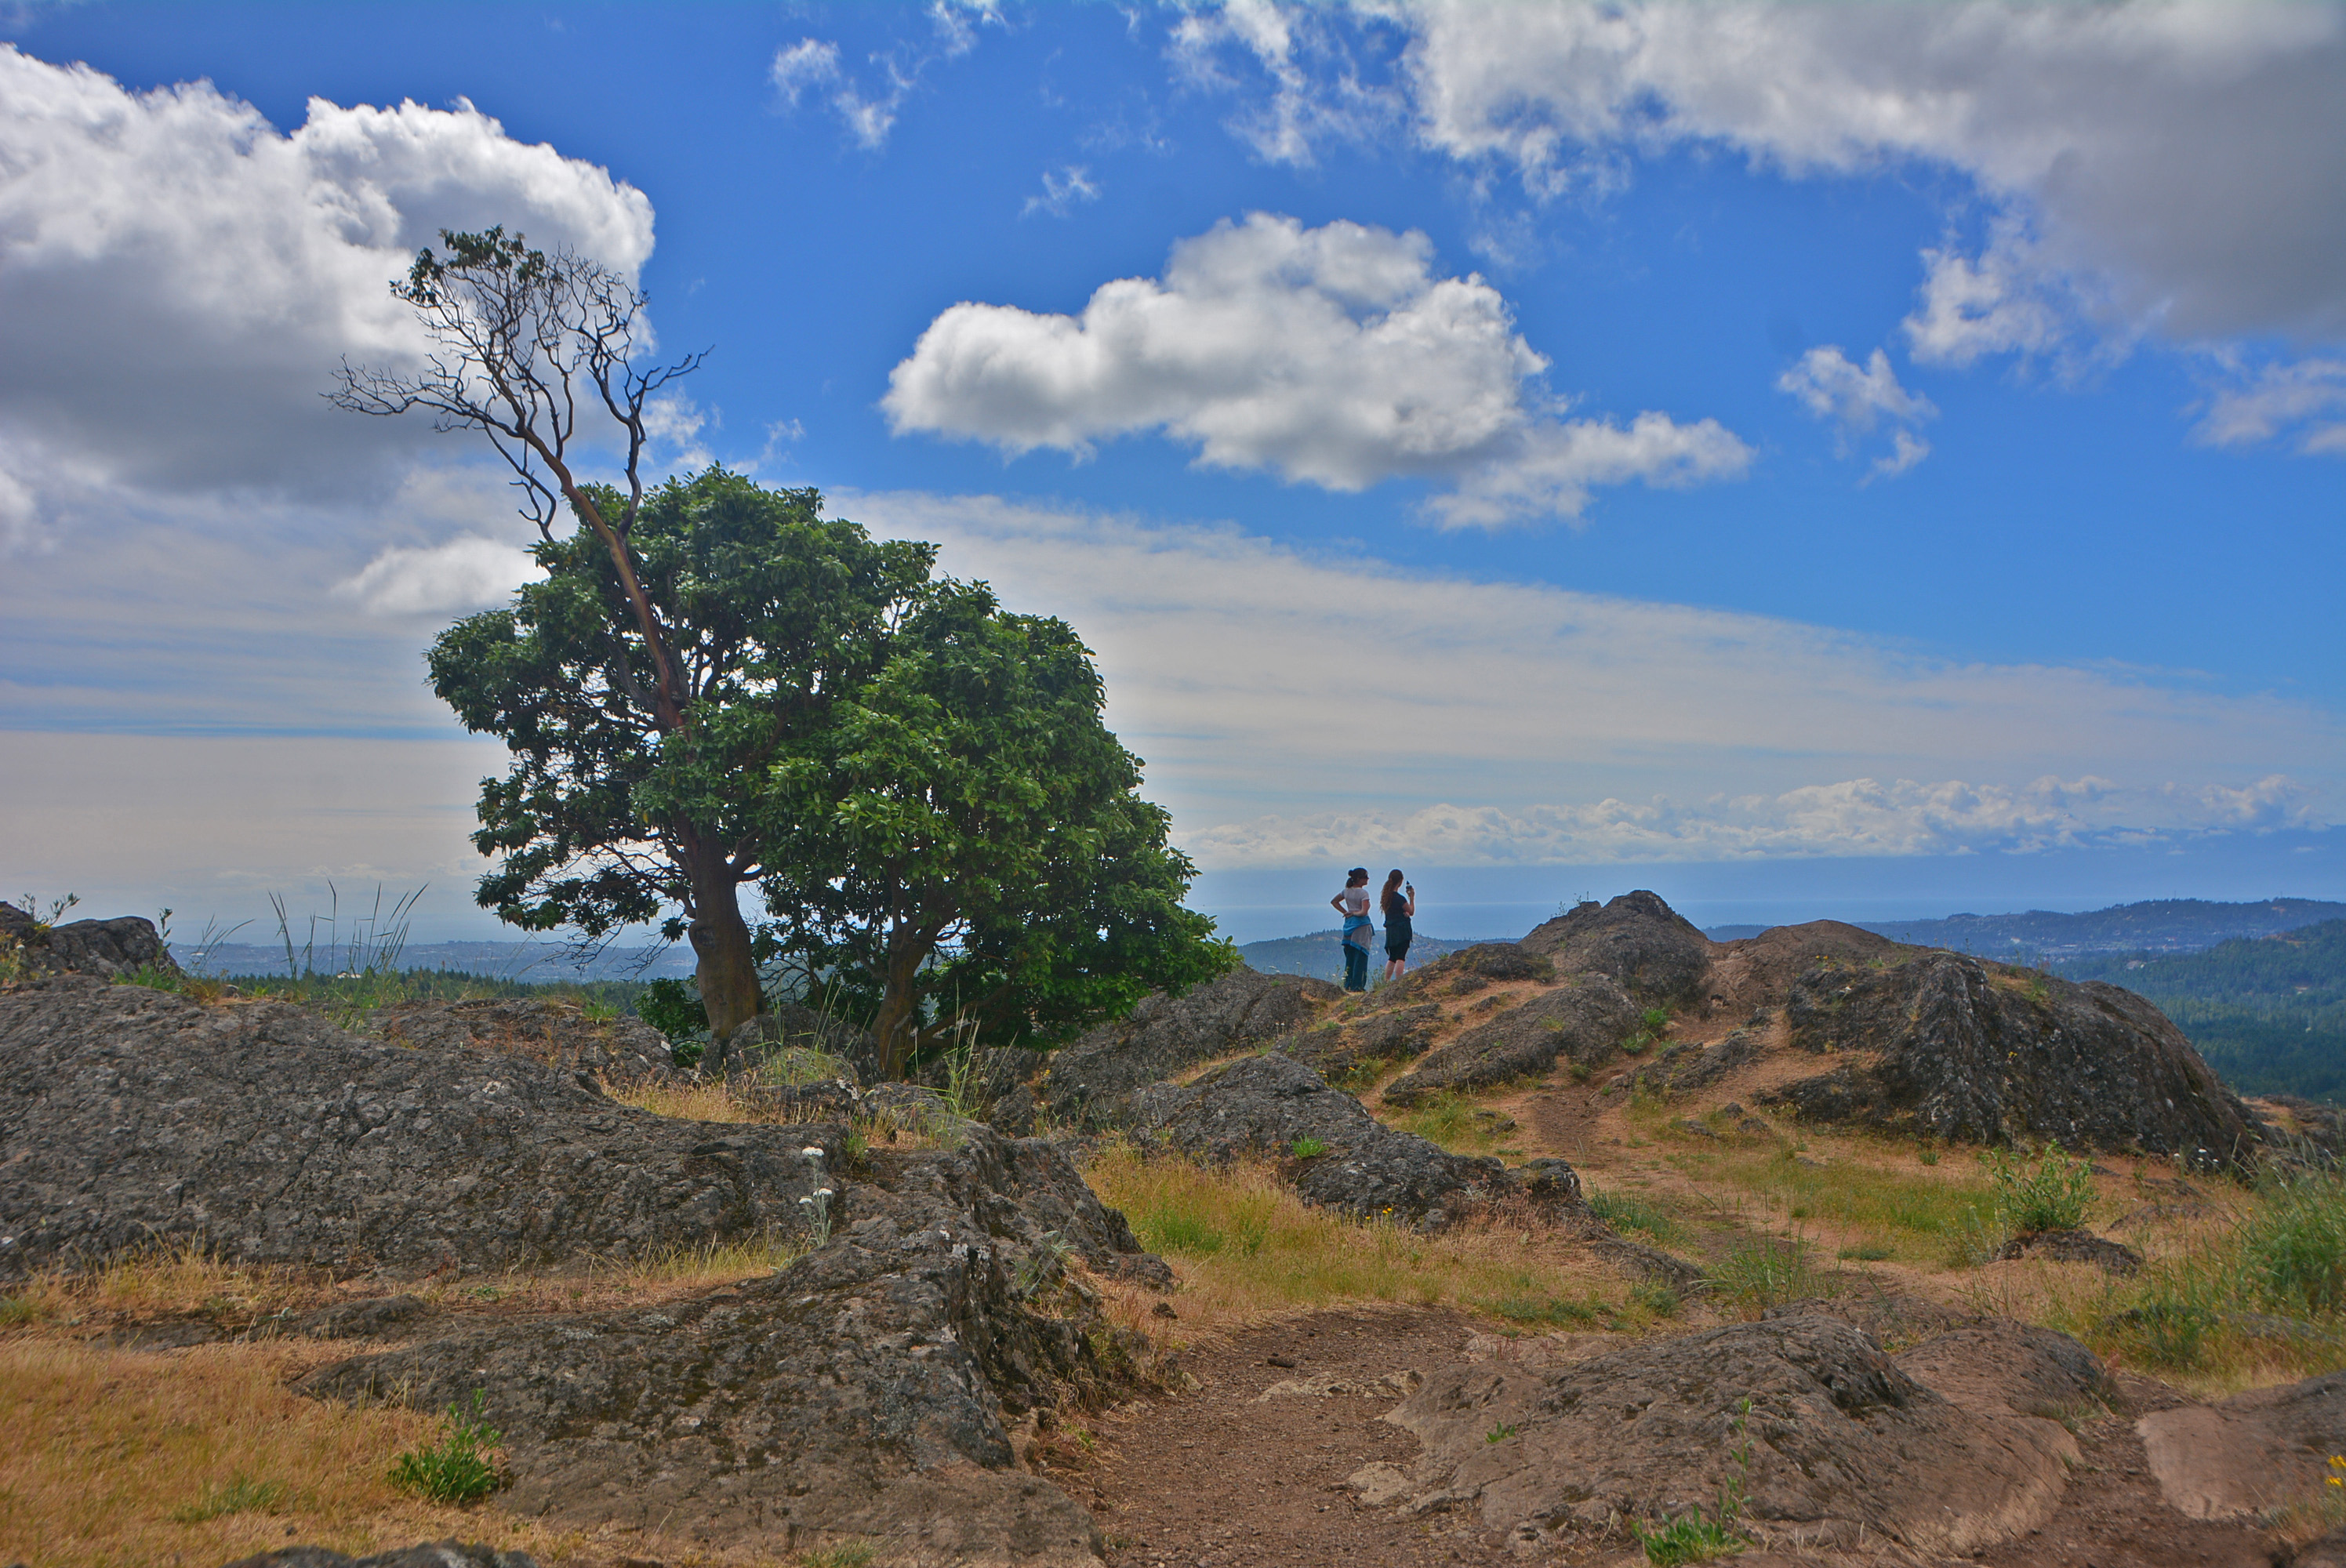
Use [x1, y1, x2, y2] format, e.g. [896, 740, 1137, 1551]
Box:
[760, 583, 1233, 1078]
[333, 232, 922, 1038]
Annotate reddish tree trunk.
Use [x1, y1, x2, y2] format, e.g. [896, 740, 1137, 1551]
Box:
[681, 829, 761, 1047]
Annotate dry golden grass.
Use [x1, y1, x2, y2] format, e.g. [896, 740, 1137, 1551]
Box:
[1080, 1140, 1671, 1341]
[597, 1074, 786, 1124]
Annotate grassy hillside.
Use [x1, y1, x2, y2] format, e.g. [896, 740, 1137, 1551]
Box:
[2060, 919, 2346, 1104]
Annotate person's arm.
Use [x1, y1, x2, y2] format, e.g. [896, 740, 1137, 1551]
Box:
[1330, 892, 1347, 914]
[1405, 891, 1416, 916]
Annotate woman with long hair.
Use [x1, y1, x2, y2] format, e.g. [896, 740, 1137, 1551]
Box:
[1380, 869, 1415, 982]
[1330, 866, 1373, 992]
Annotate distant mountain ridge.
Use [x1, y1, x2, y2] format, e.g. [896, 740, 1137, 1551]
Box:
[1705, 898, 2346, 961]
[1238, 928, 1501, 985]
[175, 940, 696, 982]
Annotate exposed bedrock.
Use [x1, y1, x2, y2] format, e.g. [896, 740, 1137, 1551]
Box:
[307, 1125, 1164, 1565]
[1764, 949, 2266, 1167]
[1349, 1314, 2096, 1555]
[0, 976, 844, 1278]
[372, 996, 676, 1083]
[1131, 1053, 1534, 1228]
[1040, 966, 1338, 1129]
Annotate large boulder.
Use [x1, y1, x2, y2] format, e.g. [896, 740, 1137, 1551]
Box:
[1765, 950, 2265, 1167]
[1518, 891, 1715, 1006]
[0, 976, 844, 1278]
[307, 1124, 1162, 1566]
[1349, 1314, 2082, 1555]
[0, 900, 176, 982]
[1131, 1052, 1527, 1228]
[1041, 967, 1338, 1128]
[372, 997, 675, 1082]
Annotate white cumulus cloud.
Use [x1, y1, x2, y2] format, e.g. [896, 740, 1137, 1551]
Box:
[333, 535, 543, 618]
[1175, 2, 2346, 413]
[884, 212, 1749, 524]
[1778, 346, 1937, 478]
[0, 45, 656, 535]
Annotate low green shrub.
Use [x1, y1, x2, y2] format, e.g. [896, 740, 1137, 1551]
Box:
[2238, 1171, 2346, 1317]
[1984, 1144, 2094, 1236]
[387, 1390, 506, 1504]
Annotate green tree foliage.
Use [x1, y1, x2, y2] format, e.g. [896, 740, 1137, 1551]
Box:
[762, 582, 1232, 1076]
[427, 467, 932, 1040]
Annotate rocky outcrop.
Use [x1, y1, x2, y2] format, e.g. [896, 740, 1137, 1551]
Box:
[0, 900, 176, 981]
[1041, 967, 1338, 1128]
[0, 976, 843, 1278]
[307, 1124, 1164, 1565]
[1766, 951, 2265, 1167]
[1131, 1053, 1531, 1228]
[1380, 977, 1638, 1106]
[1349, 1314, 2086, 1554]
[1626, 1025, 1765, 1098]
[2138, 1369, 2346, 1521]
[1280, 1002, 1443, 1082]
[1518, 891, 1714, 1006]
[372, 997, 675, 1081]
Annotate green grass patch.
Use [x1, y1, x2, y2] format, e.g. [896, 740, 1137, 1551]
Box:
[1681, 1145, 1994, 1260]
[1389, 1091, 1512, 1152]
[1709, 1233, 1840, 1316]
[169, 1473, 288, 1523]
[1086, 1142, 1628, 1323]
[2044, 1171, 2346, 1385]
[1586, 1189, 1687, 1249]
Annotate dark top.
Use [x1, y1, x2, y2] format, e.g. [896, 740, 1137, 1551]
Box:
[1382, 888, 1409, 919]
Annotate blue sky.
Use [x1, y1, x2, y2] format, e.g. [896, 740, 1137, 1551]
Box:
[2, 2, 2341, 944]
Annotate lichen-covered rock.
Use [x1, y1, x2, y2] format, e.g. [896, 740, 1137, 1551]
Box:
[372, 997, 674, 1082]
[222, 1543, 536, 1568]
[1381, 976, 1637, 1106]
[1042, 967, 1338, 1128]
[0, 976, 841, 1278]
[1131, 1052, 1524, 1227]
[1766, 951, 2264, 1167]
[1628, 1026, 1765, 1098]
[306, 1126, 1161, 1564]
[1351, 1314, 2076, 1555]
[1280, 1002, 1443, 1080]
[1518, 891, 1714, 1005]
[0, 900, 176, 982]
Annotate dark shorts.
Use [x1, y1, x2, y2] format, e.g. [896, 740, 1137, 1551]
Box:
[1385, 918, 1412, 960]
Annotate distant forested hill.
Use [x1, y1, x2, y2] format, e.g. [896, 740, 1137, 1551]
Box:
[2057, 920, 2346, 1105]
[1858, 898, 2346, 961]
[1240, 929, 1494, 984]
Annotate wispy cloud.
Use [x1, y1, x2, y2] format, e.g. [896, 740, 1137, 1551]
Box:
[1022, 163, 1100, 218]
[839, 488, 2345, 862]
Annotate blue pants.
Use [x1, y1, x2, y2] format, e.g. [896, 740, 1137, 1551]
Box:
[1342, 937, 1371, 991]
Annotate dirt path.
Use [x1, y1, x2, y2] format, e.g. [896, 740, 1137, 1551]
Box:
[1084, 1307, 1549, 1567]
[1080, 1306, 2285, 1568]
